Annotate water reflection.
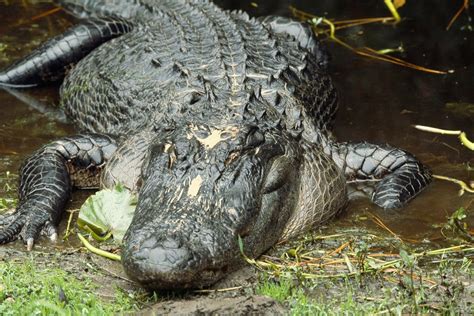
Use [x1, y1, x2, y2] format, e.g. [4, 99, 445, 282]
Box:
[0, 0, 472, 243]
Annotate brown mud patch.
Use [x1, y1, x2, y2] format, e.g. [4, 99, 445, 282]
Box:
[141, 295, 285, 315]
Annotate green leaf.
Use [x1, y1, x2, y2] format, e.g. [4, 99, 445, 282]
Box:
[238, 235, 244, 254]
[452, 207, 467, 221]
[77, 184, 137, 244]
[399, 248, 413, 266]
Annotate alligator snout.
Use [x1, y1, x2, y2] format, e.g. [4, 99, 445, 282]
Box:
[122, 225, 235, 289]
[122, 235, 196, 289]
[132, 236, 191, 272]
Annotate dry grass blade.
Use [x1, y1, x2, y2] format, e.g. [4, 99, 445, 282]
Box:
[358, 47, 448, 74]
[366, 212, 421, 243]
[10, 7, 63, 28]
[30, 7, 62, 22]
[327, 24, 447, 75]
[332, 17, 394, 26]
[242, 231, 474, 281]
[366, 212, 402, 241]
[383, 0, 402, 23]
[289, 5, 449, 75]
[325, 241, 351, 257]
[447, 0, 469, 30]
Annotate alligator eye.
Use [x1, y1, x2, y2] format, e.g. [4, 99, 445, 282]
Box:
[245, 128, 265, 149]
[262, 156, 293, 194]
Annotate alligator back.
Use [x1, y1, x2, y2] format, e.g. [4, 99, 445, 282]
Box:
[60, 0, 337, 141]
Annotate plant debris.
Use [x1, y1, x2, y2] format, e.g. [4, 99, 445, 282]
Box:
[77, 184, 136, 244]
[289, 4, 449, 74]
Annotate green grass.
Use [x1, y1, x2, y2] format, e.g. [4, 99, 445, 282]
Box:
[0, 259, 139, 315]
[250, 206, 474, 315]
[256, 264, 472, 315]
[254, 238, 473, 315]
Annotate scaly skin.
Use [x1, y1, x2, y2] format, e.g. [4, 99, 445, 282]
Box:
[0, 0, 431, 289]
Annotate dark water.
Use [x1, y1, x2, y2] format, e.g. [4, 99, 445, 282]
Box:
[0, 0, 472, 244]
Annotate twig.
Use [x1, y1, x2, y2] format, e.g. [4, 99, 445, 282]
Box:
[77, 233, 121, 261]
[194, 286, 243, 293]
[62, 209, 78, 240]
[414, 125, 474, 150]
[433, 175, 474, 195]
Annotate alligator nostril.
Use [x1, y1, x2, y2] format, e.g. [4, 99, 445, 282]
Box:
[141, 235, 158, 248]
[126, 236, 192, 274]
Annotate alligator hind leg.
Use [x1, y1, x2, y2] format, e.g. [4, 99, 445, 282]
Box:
[0, 18, 133, 87]
[328, 142, 432, 209]
[0, 134, 117, 249]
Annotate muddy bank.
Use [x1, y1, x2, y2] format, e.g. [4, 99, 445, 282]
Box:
[0, 245, 286, 314]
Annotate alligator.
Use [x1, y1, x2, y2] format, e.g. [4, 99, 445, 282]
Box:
[0, 0, 431, 289]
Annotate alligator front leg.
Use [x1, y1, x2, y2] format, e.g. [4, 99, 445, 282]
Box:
[0, 17, 133, 87]
[0, 134, 117, 249]
[328, 142, 432, 209]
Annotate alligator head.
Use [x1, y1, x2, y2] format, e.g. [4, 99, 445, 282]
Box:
[121, 123, 303, 289]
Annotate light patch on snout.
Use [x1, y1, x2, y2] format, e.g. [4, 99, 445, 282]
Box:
[192, 126, 239, 149]
[188, 175, 203, 197]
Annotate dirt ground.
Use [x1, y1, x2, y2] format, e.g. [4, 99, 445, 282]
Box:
[0, 245, 286, 315]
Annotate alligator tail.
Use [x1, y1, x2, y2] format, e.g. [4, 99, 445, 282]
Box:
[0, 17, 133, 87]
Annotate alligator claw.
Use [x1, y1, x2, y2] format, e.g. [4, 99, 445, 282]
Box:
[0, 206, 57, 250]
[50, 232, 58, 243]
[26, 238, 34, 251]
[44, 222, 58, 242]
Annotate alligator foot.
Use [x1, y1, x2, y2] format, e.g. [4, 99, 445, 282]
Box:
[329, 142, 432, 209]
[0, 17, 133, 87]
[0, 207, 59, 250]
[0, 134, 117, 249]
